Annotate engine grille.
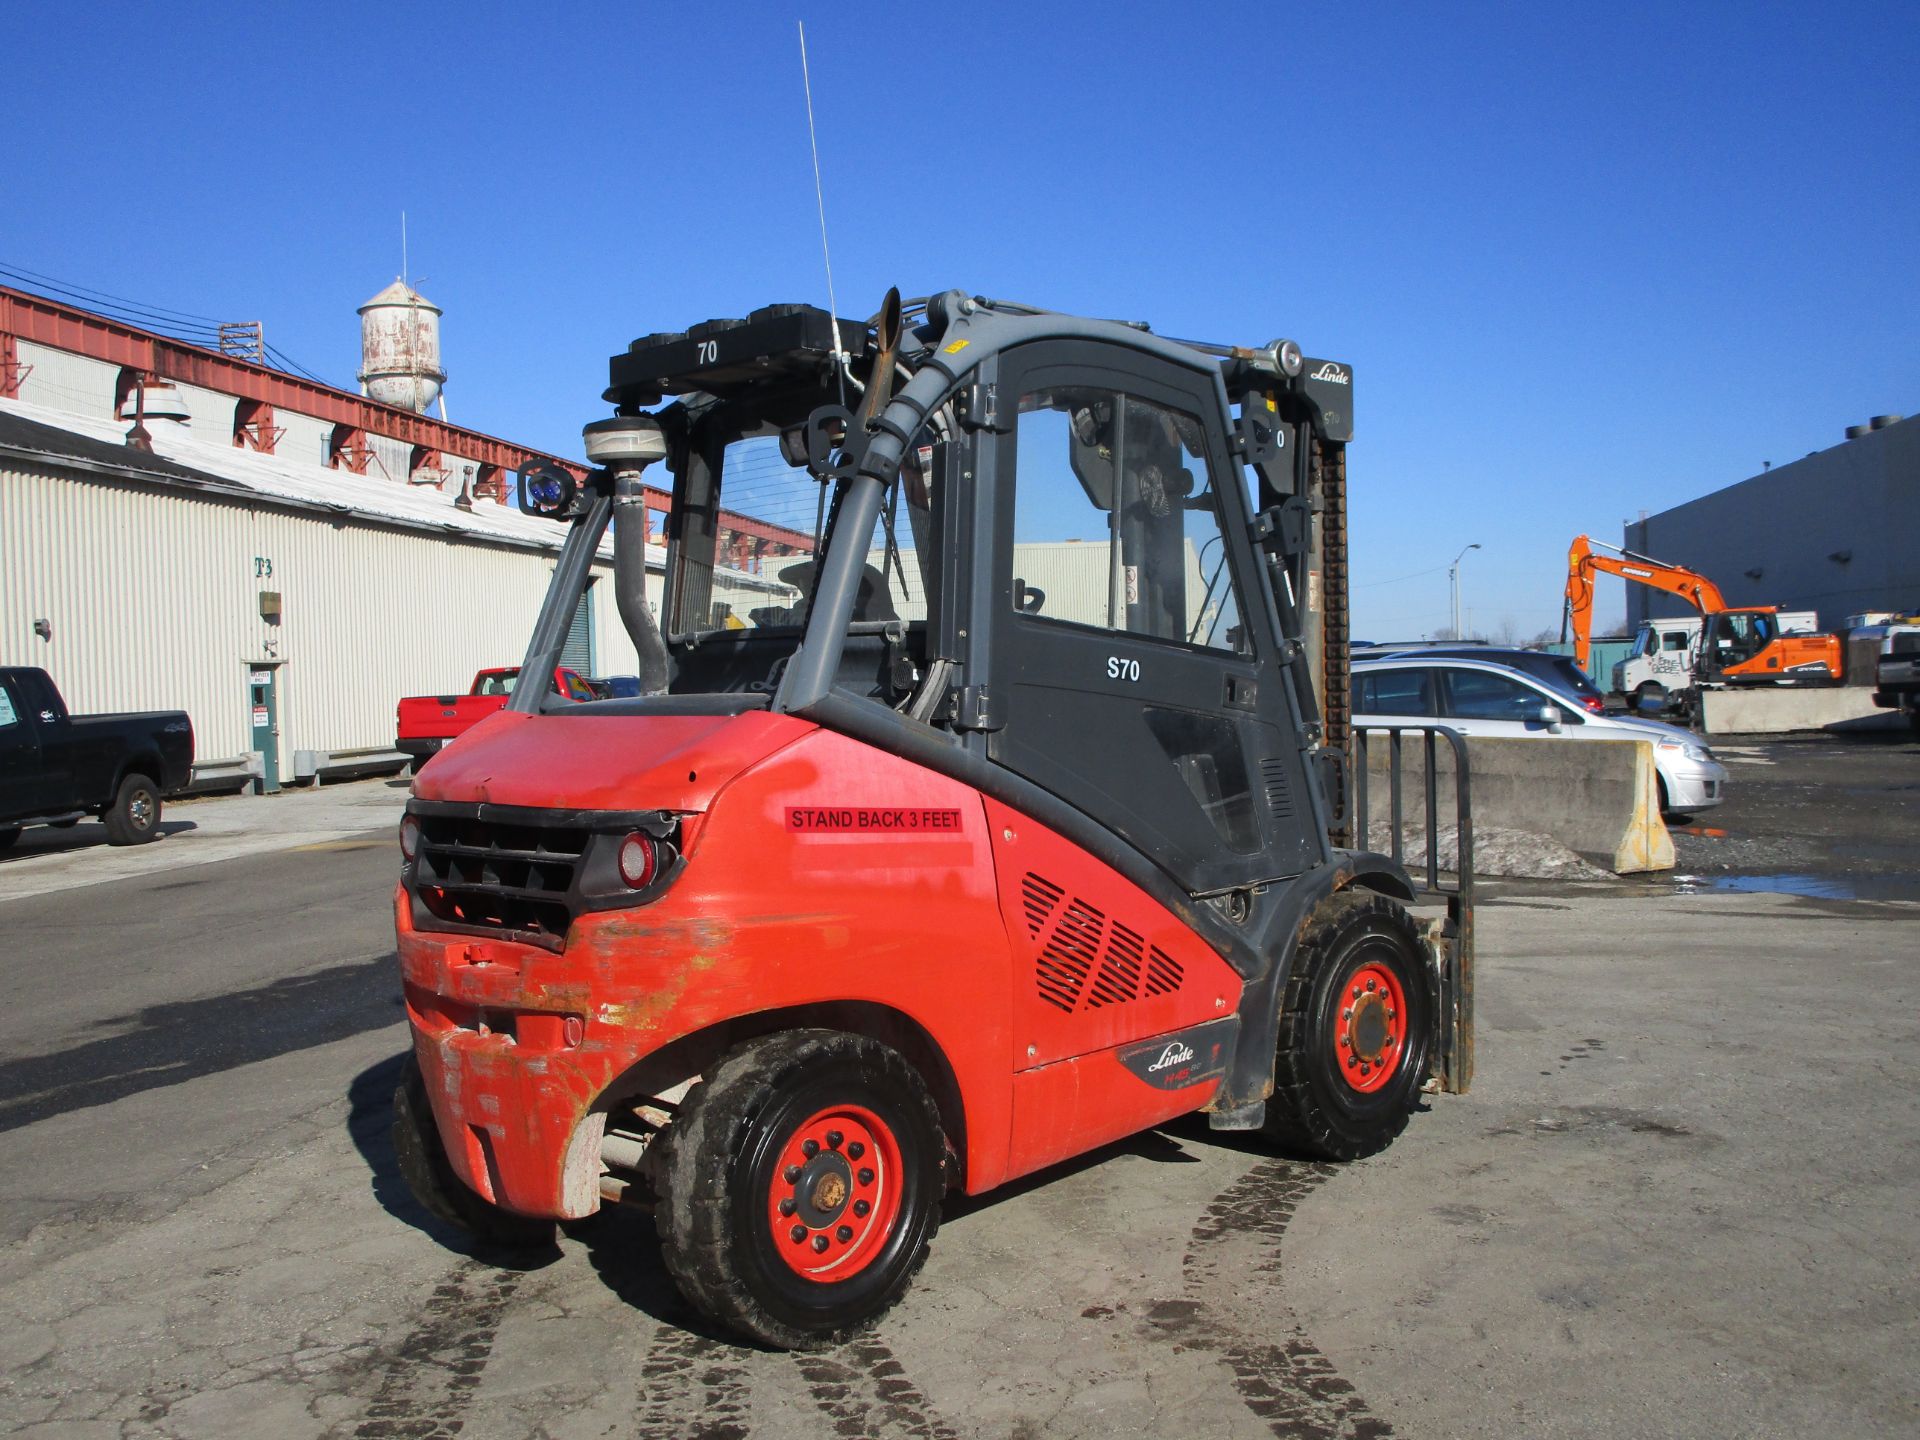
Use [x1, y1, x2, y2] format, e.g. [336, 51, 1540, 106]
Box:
[1021, 871, 1185, 1013]
[411, 811, 590, 947]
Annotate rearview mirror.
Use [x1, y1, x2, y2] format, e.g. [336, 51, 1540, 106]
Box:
[1535, 702, 1566, 734]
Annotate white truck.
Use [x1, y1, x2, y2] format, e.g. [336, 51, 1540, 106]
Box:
[1870, 619, 1920, 734]
[1613, 611, 1820, 710]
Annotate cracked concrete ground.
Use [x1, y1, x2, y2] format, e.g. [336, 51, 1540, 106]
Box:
[1, 739, 1916, 1438]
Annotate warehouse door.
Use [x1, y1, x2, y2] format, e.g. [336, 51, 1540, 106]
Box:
[559, 581, 596, 676]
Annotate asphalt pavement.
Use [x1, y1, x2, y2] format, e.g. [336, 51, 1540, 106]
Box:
[0, 752, 1915, 1438]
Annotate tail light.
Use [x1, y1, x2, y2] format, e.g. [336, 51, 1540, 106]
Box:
[1582, 695, 1604, 714]
[617, 832, 658, 889]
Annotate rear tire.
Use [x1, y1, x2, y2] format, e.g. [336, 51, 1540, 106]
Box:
[0, 828, 19, 851]
[1262, 891, 1434, 1162]
[103, 773, 161, 845]
[408, 755, 427, 775]
[654, 1030, 945, 1350]
[391, 1051, 558, 1250]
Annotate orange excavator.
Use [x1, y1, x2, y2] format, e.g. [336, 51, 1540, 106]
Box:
[1563, 535, 1843, 689]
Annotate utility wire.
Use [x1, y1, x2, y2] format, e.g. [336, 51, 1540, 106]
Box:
[1353, 562, 1451, 589]
[1, 257, 337, 388]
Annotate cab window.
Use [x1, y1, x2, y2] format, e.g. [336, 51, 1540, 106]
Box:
[1353, 668, 1436, 717]
[0, 684, 16, 728]
[1011, 388, 1246, 653]
[1662, 630, 1690, 652]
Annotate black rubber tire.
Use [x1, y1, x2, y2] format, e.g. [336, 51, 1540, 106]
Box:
[103, 773, 162, 845]
[0, 828, 19, 851]
[1634, 682, 1667, 714]
[1907, 709, 1920, 739]
[408, 755, 427, 775]
[391, 1051, 558, 1250]
[1261, 890, 1434, 1162]
[654, 1029, 945, 1351]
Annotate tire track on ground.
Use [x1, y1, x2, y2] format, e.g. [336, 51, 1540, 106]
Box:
[1148, 1158, 1391, 1440]
[632, 1321, 754, 1440]
[795, 1335, 963, 1440]
[352, 1263, 520, 1439]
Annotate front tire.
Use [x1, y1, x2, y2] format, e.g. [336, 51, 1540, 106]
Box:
[391, 1052, 558, 1250]
[103, 773, 161, 845]
[1634, 682, 1667, 714]
[1262, 891, 1434, 1161]
[655, 1030, 945, 1350]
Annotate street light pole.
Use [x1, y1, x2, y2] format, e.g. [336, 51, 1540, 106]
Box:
[1450, 542, 1482, 639]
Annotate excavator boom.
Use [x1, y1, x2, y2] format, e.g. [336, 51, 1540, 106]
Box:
[1563, 535, 1729, 671]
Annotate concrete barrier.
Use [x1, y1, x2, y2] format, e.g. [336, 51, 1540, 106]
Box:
[1355, 731, 1673, 875]
[1698, 686, 1891, 735]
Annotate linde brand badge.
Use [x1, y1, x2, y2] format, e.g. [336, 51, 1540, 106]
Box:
[786, 807, 964, 832]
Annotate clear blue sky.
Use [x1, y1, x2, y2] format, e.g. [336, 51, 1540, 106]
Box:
[5, 2, 1913, 640]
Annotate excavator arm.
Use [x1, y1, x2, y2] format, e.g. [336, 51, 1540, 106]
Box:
[1562, 535, 1729, 671]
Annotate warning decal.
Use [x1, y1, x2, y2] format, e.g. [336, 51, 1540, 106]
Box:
[786, 807, 964, 833]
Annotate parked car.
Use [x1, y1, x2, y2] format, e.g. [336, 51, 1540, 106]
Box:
[0, 667, 194, 848]
[1351, 654, 1726, 815]
[395, 665, 593, 772]
[585, 674, 642, 700]
[1356, 644, 1605, 713]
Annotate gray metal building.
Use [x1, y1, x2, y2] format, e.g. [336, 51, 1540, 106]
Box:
[1624, 413, 1918, 630]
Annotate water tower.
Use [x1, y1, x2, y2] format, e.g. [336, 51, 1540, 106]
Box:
[357, 281, 446, 415]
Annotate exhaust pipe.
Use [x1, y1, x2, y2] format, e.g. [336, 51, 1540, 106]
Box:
[584, 417, 672, 696]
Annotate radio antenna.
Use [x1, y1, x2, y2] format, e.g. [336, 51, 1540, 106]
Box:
[797, 20, 849, 402]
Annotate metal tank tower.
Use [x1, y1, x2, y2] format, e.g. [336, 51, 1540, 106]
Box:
[358, 281, 447, 417]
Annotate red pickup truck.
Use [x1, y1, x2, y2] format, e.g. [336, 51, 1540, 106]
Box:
[395, 666, 592, 772]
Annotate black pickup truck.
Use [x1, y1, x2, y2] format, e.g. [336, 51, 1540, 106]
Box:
[0, 667, 194, 849]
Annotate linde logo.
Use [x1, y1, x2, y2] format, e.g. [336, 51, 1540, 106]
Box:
[1147, 1042, 1196, 1073]
[1308, 363, 1350, 385]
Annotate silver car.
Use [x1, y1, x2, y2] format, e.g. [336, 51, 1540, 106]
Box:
[1352, 654, 1727, 814]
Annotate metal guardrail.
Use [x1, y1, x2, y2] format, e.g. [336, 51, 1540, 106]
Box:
[1351, 724, 1473, 903]
[1351, 723, 1474, 1094]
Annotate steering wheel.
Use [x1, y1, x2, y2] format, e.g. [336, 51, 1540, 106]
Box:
[1015, 581, 1046, 615]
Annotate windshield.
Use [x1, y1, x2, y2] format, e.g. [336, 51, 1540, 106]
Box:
[665, 423, 939, 638]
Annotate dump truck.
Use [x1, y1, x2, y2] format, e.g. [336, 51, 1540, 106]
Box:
[389, 290, 1473, 1349]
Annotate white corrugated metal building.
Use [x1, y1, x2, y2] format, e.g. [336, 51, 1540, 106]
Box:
[0, 282, 794, 790]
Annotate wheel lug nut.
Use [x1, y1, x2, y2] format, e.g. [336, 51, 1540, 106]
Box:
[802, 1139, 820, 1158]
[783, 1164, 802, 1183]
[790, 1224, 807, 1243]
[812, 1235, 830, 1253]
[826, 1130, 844, 1149]
[836, 1225, 853, 1242]
[858, 1167, 875, 1185]
[779, 1197, 797, 1216]
[1341, 1008, 1352, 1019]
[1365, 979, 1376, 992]
[853, 1199, 871, 1217]
[1351, 986, 1361, 998]
[847, 1141, 865, 1159]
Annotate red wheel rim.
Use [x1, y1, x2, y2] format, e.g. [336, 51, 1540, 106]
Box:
[1334, 959, 1408, 1095]
[765, 1103, 904, 1280]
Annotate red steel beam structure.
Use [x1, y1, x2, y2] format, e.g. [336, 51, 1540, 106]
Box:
[0, 283, 817, 555]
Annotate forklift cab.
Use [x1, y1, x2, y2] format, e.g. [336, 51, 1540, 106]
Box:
[527, 294, 1355, 901]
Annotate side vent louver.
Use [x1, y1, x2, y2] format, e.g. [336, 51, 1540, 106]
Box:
[1260, 757, 1295, 820]
[1025, 872, 1185, 1013]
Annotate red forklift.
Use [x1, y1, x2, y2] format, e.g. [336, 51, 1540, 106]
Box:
[391, 291, 1473, 1349]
